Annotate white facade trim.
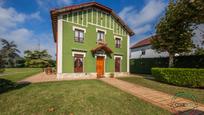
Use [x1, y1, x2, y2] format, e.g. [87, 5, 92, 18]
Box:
[96, 28, 107, 34]
[72, 26, 86, 33]
[114, 35, 123, 40]
[72, 51, 86, 57]
[94, 54, 107, 59]
[114, 55, 123, 60]
[127, 35, 130, 72]
[57, 15, 63, 77]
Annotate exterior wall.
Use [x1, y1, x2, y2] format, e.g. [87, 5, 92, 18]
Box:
[59, 7, 129, 74]
[130, 45, 169, 59]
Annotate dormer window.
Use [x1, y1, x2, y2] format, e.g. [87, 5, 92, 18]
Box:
[97, 31, 105, 42]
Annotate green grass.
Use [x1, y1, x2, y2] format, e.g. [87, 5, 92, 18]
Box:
[0, 80, 171, 115]
[118, 76, 204, 104]
[0, 68, 42, 82]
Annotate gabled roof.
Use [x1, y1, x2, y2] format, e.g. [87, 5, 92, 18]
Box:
[50, 2, 135, 42]
[130, 37, 153, 49]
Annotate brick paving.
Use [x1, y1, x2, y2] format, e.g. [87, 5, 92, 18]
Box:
[19, 72, 96, 83]
[100, 78, 204, 114]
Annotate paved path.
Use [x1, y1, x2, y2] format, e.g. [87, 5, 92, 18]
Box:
[19, 72, 96, 83]
[100, 78, 204, 114]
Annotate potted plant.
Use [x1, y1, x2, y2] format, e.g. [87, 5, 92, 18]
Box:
[110, 73, 114, 78]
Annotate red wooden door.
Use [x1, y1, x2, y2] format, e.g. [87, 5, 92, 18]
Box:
[115, 58, 121, 72]
[96, 56, 104, 78]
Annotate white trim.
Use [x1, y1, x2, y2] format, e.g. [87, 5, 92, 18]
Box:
[92, 8, 93, 23]
[96, 28, 107, 34]
[94, 54, 107, 59]
[77, 11, 79, 24]
[127, 35, 130, 73]
[72, 51, 86, 57]
[101, 11, 103, 26]
[114, 35, 123, 40]
[114, 55, 123, 60]
[82, 11, 84, 26]
[57, 15, 63, 77]
[72, 26, 86, 33]
[96, 9, 98, 25]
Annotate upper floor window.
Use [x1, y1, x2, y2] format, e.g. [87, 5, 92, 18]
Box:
[115, 38, 121, 48]
[97, 31, 105, 42]
[74, 29, 84, 43]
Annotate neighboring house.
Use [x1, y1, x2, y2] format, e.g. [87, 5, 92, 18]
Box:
[50, 2, 134, 78]
[130, 36, 168, 59]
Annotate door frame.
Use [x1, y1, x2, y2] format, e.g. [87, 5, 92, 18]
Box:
[95, 54, 106, 76]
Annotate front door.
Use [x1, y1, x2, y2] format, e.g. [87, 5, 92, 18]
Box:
[96, 56, 104, 78]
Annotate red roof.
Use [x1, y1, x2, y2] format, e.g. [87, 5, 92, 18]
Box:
[50, 2, 135, 42]
[130, 37, 153, 49]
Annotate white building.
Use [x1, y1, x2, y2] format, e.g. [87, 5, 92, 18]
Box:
[130, 37, 169, 59]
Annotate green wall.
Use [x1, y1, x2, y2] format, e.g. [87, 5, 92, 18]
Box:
[62, 7, 128, 73]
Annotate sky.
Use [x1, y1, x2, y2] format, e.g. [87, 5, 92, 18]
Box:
[0, 0, 178, 59]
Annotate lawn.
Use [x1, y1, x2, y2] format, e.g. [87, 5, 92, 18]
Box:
[0, 80, 171, 115]
[118, 76, 204, 104]
[0, 68, 42, 82]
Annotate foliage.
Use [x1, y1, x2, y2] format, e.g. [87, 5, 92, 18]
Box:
[194, 47, 204, 55]
[24, 50, 53, 68]
[0, 78, 16, 93]
[0, 38, 21, 67]
[151, 0, 204, 67]
[130, 55, 204, 74]
[0, 53, 5, 73]
[151, 68, 204, 88]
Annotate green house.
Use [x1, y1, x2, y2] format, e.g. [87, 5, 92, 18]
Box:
[50, 2, 134, 78]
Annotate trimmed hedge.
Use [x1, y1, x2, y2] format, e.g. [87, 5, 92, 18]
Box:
[152, 68, 204, 88]
[130, 55, 204, 74]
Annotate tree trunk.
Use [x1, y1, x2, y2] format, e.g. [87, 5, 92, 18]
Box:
[169, 53, 174, 68]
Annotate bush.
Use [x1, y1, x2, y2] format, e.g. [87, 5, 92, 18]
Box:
[151, 68, 204, 88]
[130, 55, 204, 74]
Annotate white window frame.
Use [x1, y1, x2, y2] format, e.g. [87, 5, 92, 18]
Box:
[73, 26, 86, 33]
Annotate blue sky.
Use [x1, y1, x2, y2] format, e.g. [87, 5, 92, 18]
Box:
[0, 0, 169, 58]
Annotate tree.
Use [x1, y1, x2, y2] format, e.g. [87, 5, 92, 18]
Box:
[194, 47, 204, 55]
[151, 0, 204, 67]
[24, 50, 52, 68]
[0, 38, 20, 67]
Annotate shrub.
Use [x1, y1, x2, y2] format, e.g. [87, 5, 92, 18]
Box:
[130, 55, 204, 74]
[151, 68, 204, 88]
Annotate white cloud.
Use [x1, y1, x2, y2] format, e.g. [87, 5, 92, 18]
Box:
[119, 0, 166, 35]
[0, 5, 55, 58]
[134, 25, 152, 35]
[29, 11, 42, 21]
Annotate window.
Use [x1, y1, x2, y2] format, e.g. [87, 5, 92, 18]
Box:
[74, 54, 83, 73]
[74, 29, 84, 43]
[115, 38, 121, 48]
[97, 31, 105, 42]
[141, 50, 145, 55]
